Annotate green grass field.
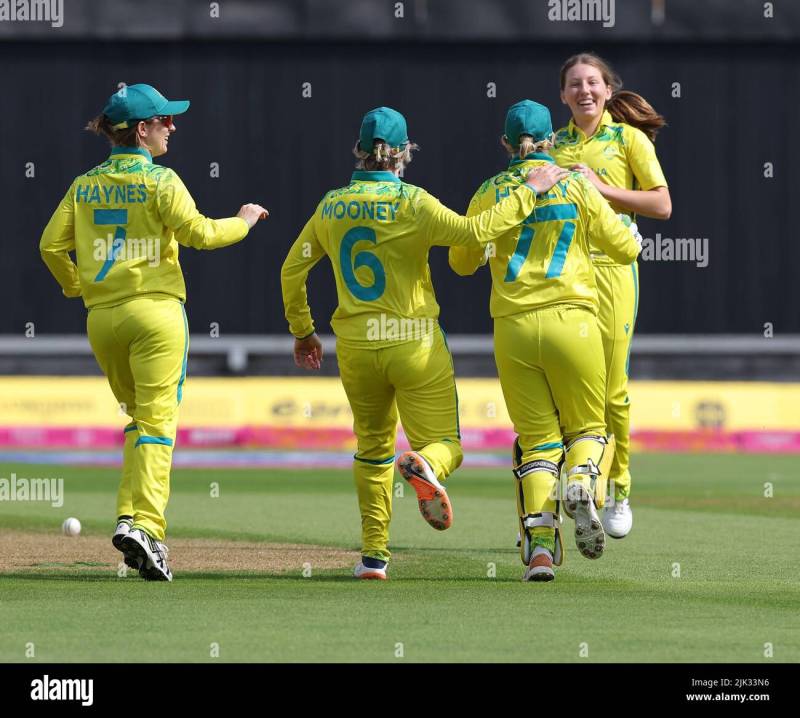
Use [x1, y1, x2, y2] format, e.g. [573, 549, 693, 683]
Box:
[1, 453, 798, 662]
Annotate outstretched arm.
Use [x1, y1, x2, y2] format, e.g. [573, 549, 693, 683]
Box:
[448, 195, 490, 276]
[157, 170, 267, 249]
[425, 165, 570, 249]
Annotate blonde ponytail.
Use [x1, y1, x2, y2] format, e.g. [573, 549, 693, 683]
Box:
[353, 139, 419, 173]
[502, 133, 554, 159]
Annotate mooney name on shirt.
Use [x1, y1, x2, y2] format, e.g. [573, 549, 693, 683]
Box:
[320, 200, 400, 222]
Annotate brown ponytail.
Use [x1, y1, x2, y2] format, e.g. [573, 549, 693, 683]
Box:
[606, 90, 666, 142]
[85, 113, 141, 148]
[560, 53, 666, 142]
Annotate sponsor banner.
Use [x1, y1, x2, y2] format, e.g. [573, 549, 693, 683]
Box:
[1, 426, 798, 453]
[0, 378, 798, 452]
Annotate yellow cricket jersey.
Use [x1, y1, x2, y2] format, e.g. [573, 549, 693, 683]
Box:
[550, 110, 667, 264]
[40, 146, 250, 309]
[280, 170, 537, 347]
[448, 156, 640, 318]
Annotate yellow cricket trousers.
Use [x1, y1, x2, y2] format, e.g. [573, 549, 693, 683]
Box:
[494, 304, 608, 552]
[336, 326, 463, 562]
[594, 261, 639, 498]
[87, 295, 188, 542]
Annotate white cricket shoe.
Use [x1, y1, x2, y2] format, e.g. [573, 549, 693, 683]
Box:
[120, 528, 172, 581]
[602, 498, 633, 539]
[353, 562, 387, 580]
[111, 518, 139, 570]
[564, 481, 605, 560]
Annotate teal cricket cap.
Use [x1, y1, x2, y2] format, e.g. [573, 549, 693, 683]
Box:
[103, 84, 190, 130]
[504, 100, 553, 145]
[359, 106, 408, 153]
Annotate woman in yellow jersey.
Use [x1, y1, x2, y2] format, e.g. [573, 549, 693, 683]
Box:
[39, 84, 268, 581]
[551, 53, 672, 539]
[281, 106, 568, 580]
[449, 100, 641, 581]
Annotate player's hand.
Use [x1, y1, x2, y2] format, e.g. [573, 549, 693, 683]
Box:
[618, 213, 643, 248]
[237, 204, 269, 228]
[630, 221, 643, 248]
[525, 165, 570, 195]
[570, 163, 604, 190]
[293, 333, 323, 371]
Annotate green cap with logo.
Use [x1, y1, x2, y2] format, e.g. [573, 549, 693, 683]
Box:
[504, 100, 553, 145]
[103, 83, 190, 130]
[359, 106, 409, 152]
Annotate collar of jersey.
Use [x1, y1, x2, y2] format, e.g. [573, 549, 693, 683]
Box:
[509, 152, 554, 167]
[351, 170, 400, 184]
[110, 146, 152, 163]
[567, 110, 614, 141]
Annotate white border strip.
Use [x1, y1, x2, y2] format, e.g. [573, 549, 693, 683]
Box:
[1, 334, 797, 358]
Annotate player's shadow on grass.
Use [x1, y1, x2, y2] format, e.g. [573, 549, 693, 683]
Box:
[195, 570, 570, 584]
[0, 570, 638, 586]
[391, 546, 519, 555]
[0, 572, 129, 582]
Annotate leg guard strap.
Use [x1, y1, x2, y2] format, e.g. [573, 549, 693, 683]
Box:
[566, 458, 600, 480]
[514, 459, 559, 481]
[565, 435, 607, 452]
[566, 459, 606, 508]
[522, 511, 560, 531]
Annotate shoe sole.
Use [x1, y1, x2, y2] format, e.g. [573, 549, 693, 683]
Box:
[565, 482, 605, 560]
[112, 532, 140, 570]
[604, 522, 632, 540]
[355, 572, 387, 580]
[120, 534, 172, 581]
[523, 567, 555, 582]
[397, 452, 452, 531]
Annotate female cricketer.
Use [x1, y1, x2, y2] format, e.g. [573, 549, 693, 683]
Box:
[551, 53, 671, 539]
[39, 83, 268, 581]
[281, 106, 568, 580]
[449, 100, 641, 581]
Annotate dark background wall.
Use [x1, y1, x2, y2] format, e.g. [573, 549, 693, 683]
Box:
[3, 37, 797, 336]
